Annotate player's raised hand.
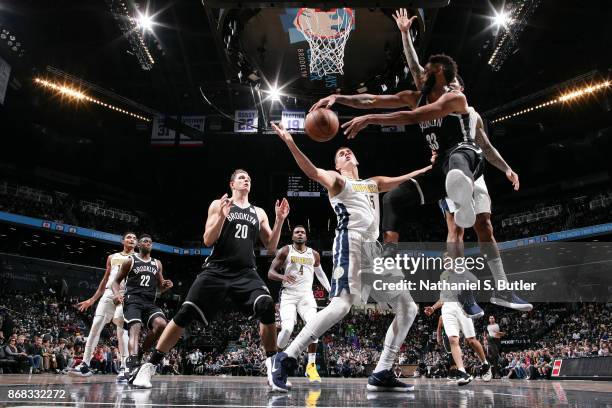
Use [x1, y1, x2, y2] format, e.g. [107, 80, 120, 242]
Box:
[342, 115, 370, 139]
[393, 8, 417, 33]
[162, 279, 174, 289]
[424, 306, 435, 316]
[76, 298, 94, 312]
[309, 95, 337, 112]
[270, 121, 294, 144]
[506, 169, 520, 191]
[275, 198, 290, 220]
[218, 193, 233, 217]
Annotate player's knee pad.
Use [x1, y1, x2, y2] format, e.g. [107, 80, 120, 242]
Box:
[253, 294, 275, 324]
[173, 303, 200, 328]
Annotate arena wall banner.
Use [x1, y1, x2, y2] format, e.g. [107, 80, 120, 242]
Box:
[0, 211, 211, 256]
[281, 110, 305, 132]
[551, 356, 612, 380]
[151, 115, 205, 146]
[234, 110, 259, 133]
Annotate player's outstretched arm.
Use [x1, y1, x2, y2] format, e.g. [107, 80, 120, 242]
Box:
[155, 260, 173, 293]
[112, 258, 132, 305]
[271, 122, 344, 196]
[313, 250, 331, 292]
[371, 164, 432, 193]
[309, 90, 419, 112]
[257, 198, 290, 254]
[474, 113, 519, 190]
[393, 8, 425, 90]
[342, 92, 468, 139]
[436, 315, 444, 344]
[267, 246, 294, 283]
[203, 194, 233, 247]
[76, 255, 112, 312]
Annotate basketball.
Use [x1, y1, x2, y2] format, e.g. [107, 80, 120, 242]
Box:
[305, 108, 339, 142]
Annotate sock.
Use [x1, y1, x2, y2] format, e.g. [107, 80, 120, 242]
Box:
[266, 351, 276, 358]
[374, 344, 399, 373]
[487, 257, 508, 284]
[308, 353, 316, 365]
[458, 367, 466, 373]
[149, 349, 166, 366]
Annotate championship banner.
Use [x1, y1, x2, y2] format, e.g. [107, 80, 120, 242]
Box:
[151, 115, 205, 146]
[234, 110, 259, 133]
[281, 110, 305, 132]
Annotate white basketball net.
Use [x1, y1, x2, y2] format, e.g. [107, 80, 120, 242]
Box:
[295, 8, 354, 77]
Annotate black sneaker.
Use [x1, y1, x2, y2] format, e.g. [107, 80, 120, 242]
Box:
[490, 290, 533, 312]
[456, 370, 473, 386]
[367, 369, 415, 392]
[69, 362, 92, 377]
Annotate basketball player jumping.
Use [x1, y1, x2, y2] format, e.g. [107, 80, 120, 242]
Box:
[112, 234, 173, 385]
[424, 270, 492, 386]
[131, 170, 289, 389]
[267, 224, 331, 383]
[394, 8, 531, 311]
[267, 122, 428, 393]
[71, 231, 136, 380]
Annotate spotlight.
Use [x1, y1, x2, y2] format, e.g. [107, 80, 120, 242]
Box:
[268, 85, 281, 102]
[136, 12, 154, 32]
[493, 10, 511, 28]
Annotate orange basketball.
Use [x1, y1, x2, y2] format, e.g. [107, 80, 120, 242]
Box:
[304, 108, 339, 142]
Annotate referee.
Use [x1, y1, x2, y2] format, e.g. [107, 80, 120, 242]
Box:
[486, 315, 505, 379]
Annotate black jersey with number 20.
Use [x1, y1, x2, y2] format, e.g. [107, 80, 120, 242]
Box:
[206, 204, 260, 269]
[125, 255, 159, 302]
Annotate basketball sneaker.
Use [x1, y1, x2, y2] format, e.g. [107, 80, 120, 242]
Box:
[366, 369, 414, 392]
[265, 358, 292, 389]
[305, 363, 321, 383]
[458, 288, 484, 319]
[481, 363, 492, 382]
[116, 366, 129, 383]
[266, 352, 296, 393]
[456, 370, 473, 386]
[446, 169, 475, 228]
[132, 362, 156, 389]
[490, 290, 533, 312]
[69, 362, 93, 377]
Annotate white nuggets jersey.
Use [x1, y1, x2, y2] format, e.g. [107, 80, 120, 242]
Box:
[282, 245, 315, 293]
[104, 252, 132, 296]
[329, 177, 379, 239]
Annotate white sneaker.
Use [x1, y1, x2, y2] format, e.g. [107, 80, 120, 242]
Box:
[132, 363, 156, 389]
[446, 169, 475, 228]
[116, 367, 129, 383]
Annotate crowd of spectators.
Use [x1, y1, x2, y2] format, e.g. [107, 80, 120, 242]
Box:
[0, 289, 610, 379]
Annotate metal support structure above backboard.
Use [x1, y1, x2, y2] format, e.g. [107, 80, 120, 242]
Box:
[203, 1, 449, 8]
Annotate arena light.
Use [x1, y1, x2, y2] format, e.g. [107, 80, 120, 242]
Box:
[136, 12, 155, 32]
[492, 10, 511, 28]
[490, 80, 610, 124]
[106, 0, 155, 70]
[268, 85, 281, 102]
[34, 78, 151, 122]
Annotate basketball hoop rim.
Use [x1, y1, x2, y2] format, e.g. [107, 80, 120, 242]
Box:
[295, 7, 354, 40]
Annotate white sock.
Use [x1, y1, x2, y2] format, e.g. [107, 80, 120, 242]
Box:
[308, 353, 316, 364]
[458, 367, 466, 373]
[487, 257, 508, 284]
[284, 292, 356, 359]
[374, 344, 399, 373]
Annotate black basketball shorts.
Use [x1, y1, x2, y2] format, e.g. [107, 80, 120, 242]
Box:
[123, 294, 165, 329]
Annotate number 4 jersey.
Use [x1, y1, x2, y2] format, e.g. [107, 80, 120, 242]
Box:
[125, 254, 159, 301]
[206, 203, 260, 269]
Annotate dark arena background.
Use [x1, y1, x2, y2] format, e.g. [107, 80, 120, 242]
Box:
[0, 0, 611, 407]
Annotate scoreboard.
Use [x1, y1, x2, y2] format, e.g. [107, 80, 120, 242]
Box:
[286, 174, 326, 197]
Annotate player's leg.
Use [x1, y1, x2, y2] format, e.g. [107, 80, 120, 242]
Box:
[382, 174, 430, 252]
[141, 310, 167, 359]
[473, 208, 533, 311]
[71, 297, 113, 377]
[134, 270, 227, 388]
[277, 297, 297, 349]
[367, 291, 418, 392]
[113, 304, 130, 381]
[445, 149, 481, 228]
[442, 304, 472, 385]
[298, 294, 321, 382]
[440, 198, 464, 259]
[459, 314, 491, 382]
